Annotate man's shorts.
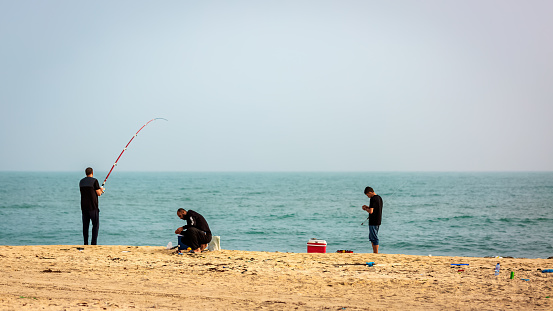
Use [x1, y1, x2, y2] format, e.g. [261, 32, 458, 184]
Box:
[369, 225, 380, 245]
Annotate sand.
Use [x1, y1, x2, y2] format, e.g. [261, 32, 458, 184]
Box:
[0, 245, 552, 310]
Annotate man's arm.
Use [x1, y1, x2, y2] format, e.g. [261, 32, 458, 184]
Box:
[185, 212, 197, 230]
[175, 216, 192, 234]
[93, 180, 104, 196]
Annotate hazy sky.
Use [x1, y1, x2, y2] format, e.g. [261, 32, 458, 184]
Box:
[1, 1, 552, 172]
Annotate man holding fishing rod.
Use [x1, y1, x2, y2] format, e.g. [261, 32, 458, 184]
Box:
[77, 119, 165, 246]
[362, 187, 383, 253]
[79, 167, 105, 245]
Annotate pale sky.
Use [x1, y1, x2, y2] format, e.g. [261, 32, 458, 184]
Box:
[1, 1, 552, 172]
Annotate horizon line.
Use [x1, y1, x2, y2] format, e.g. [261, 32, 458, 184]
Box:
[1, 170, 552, 174]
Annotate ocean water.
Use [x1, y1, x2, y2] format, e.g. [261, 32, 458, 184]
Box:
[0, 172, 552, 258]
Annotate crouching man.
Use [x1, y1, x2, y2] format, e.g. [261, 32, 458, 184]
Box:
[175, 208, 212, 253]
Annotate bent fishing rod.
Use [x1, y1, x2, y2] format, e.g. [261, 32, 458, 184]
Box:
[102, 118, 168, 188]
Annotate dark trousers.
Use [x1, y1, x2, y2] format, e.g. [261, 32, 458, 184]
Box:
[181, 227, 212, 250]
[82, 209, 99, 245]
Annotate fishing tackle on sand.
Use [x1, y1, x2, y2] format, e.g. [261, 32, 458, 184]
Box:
[102, 118, 168, 188]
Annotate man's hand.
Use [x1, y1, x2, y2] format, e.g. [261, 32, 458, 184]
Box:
[362, 205, 369, 211]
[175, 227, 183, 234]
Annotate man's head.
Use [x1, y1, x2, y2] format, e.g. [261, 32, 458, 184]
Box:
[85, 167, 93, 176]
[364, 186, 375, 198]
[177, 208, 187, 219]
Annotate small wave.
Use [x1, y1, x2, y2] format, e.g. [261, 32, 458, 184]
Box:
[201, 190, 221, 194]
[453, 215, 475, 219]
[244, 229, 269, 235]
[519, 217, 552, 223]
[434, 215, 475, 222]
[1, 203, 35, 209]
[267, 213, 297, 219]
[498, 218, 514, 223]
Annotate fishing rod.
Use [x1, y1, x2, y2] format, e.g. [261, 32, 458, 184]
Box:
[102, 118, 168, 188]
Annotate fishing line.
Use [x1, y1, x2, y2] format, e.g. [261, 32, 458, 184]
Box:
[102, 118, 168, 188]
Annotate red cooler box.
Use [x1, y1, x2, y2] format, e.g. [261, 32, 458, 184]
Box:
[307, 238, 327, 253]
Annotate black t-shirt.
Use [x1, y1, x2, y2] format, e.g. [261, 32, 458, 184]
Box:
[369, 195, 383, 226]
[80, 177, 100, 212]
[182, 210, 211, 234]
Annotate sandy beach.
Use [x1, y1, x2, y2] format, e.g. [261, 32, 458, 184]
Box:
[0, 245, 551, 310]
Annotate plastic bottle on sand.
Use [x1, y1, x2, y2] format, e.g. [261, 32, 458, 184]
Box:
[495, 263, 500, 276]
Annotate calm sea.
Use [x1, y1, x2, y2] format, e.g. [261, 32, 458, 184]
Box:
[0, 172, 552, 258]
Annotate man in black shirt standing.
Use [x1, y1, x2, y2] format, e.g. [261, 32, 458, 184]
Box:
[175, 208, 212, 253]
[362, 186, 383, 253]
[79, 167, 104, 245]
